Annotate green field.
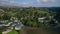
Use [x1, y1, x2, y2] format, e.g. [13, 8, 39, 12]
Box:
[7, 29, 23, 34]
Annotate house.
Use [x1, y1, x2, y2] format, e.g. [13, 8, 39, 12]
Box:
[0, 17, 24, 30]
[9, 21, 24, 30]
[38, 17, 46, 23]
[9, 17, 24, 30]
[0, 20, 10, 27]
[15, 22, 24, 30]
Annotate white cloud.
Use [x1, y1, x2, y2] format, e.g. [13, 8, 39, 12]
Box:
[42, 0, 55, 2]
[37, 0, 55, 3]
[0, 0, 9, 1]
[9, 0, 15, 3]
[37, 0, 40, 2]
[22, 2, 29, 4]
[0, 0, 15, 3]
[0, 0, 59, 7]
[42, 0, 48, 2]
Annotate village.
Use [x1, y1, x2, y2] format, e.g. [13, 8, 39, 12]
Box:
[0, 7, 60, 34]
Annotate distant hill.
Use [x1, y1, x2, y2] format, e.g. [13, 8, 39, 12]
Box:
[47, 7, 60, 12]
[0, 6, 60, 12]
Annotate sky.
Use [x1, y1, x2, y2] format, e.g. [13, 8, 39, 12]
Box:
[0, 0, 60, 7]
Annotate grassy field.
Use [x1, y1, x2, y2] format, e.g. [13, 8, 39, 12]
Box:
[7, 30, 18, 34]
[7, 29, 23, 34]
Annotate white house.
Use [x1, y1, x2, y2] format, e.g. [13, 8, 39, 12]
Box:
[15, 22, 24, 30]
[4, 22, 13, 26]
[0, 20, 10, 27]
[38, 17, 46, 23]
[8, 21, 24, 30]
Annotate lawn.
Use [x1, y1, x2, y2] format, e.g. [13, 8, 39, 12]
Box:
[7, 29, 23, 34]
[7, 30, 18, 34]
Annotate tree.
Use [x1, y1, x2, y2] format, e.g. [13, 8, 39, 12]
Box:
[2, 12, 11, 20]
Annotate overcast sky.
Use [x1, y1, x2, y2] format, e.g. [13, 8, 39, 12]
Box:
[0, 0, 60, 7]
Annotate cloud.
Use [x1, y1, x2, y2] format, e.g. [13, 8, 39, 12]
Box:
[9, 0, 16, 4]
[0, 0, 30, 5]
[0, 0, 60, 7]
[37, 0, 55, 3]
[42, 0, 55, 2]
[0, 0, 9, 1]
[22, 2, 29, 4]
[42, 0, 48, 2]
[0, 0, 13, 4]
[37, 0, 40, 2]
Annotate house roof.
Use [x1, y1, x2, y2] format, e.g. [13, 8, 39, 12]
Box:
[38, 17, 46, 19]
[15, 22, 24, 30]
[0, 20, 9, 24]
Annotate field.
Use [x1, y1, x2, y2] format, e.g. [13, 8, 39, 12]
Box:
[7, 26, 53, 34]
[22, 26, 49, 34]
[4, 26, 60, 34]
